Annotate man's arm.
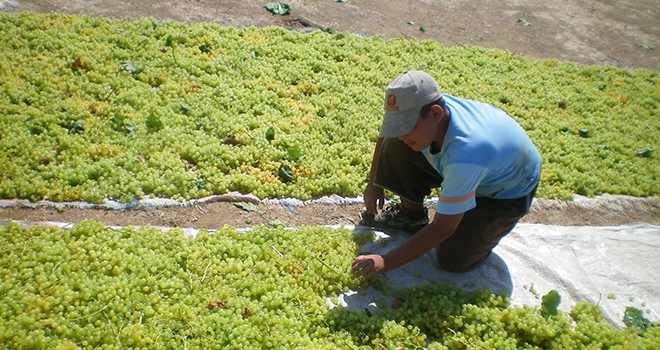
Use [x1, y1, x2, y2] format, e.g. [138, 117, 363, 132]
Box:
[364, 137, 385, 215]
[351, 211, 464, 280]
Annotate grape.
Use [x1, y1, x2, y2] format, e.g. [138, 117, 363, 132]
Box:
[1, 221, 657, 349]
[0, 12, 658, 203]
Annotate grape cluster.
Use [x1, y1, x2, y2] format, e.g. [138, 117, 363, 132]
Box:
[0, 12, 658, 203]
[2, 221, 658, 349]
[0, 221, 361, 348]
[377, 283, 659, 349]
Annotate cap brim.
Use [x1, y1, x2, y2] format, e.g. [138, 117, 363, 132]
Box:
[378, 108, 420, 138]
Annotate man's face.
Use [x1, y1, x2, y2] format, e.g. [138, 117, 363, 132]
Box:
[398, 107, 441, 152]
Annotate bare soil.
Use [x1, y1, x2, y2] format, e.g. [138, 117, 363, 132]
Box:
[4, 0, 658, 71]
[2, 0, 659, 228]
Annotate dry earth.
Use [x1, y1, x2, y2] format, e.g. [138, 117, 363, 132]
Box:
[1, 0, 659, 228]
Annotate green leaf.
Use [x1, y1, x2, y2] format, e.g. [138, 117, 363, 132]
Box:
[623, 307, 651, 331]
[325, 130, 334, 140]
[636, 147, 653, 158]
[517, 18, 532, 26]
[124, 122, 135, 133]
[278, 163, 294, 183]
[68, 120, 84, 134]
[264, 2, 291, 15]
[146, 114, 163, 131]
[364, 308, 373, 316]
[287, 147, 305, 160]
[119, 61, 142, 75]
[165, 34, 174, 47]
[233, 202, 257, 212]
[111, 115, 134, 133]
[269, 218, 288, 228]
[266, 126, 275, 141]
[541, 290, 561, 320]
[111, 115, 126, 128]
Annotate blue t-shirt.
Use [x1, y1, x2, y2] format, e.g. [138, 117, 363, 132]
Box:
[422, 95, 542, 215]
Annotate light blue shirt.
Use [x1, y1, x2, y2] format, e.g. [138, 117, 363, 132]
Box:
[422, 95, 542, 215]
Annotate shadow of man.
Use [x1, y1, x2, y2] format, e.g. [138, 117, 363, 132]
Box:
[337, 226, 514, 313]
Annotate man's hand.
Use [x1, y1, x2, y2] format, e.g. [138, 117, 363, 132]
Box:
[351, 254, 386, 281]
[363, 183, 385, 215]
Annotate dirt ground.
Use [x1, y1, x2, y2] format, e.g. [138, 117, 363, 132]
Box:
[1, 0, 659, 228]
[4, 0, 659, 71]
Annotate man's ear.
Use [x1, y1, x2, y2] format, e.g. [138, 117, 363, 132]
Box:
[429, 104, 444, 121]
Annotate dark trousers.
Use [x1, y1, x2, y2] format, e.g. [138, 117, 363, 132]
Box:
[374, 138, 537, 272]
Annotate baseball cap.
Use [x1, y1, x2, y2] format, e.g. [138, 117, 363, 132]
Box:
[379, 70, 442, 138]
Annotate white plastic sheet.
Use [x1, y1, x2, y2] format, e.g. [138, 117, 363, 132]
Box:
[335, 223, 660, 328]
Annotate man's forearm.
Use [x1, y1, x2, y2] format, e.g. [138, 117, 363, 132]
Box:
[382, 213, 463, 273]
[368, 137, 385, 183]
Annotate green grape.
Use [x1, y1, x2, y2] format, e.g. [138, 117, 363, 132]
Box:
[1, 12, 659, 202]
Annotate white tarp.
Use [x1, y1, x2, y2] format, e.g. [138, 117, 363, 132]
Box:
[336, 223, 660, 328]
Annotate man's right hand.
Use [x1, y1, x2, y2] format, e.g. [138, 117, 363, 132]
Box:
[363, 182, 385, 215]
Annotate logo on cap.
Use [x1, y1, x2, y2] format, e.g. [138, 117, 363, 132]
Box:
[385, 94, 399, 112]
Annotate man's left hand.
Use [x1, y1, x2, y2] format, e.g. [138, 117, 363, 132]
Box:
[351, 254, 385, 281]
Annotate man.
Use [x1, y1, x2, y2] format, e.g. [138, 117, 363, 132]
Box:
[351, 70, 542, 280]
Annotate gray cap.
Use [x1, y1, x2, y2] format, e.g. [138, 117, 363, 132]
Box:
[379, 71, 442, 138]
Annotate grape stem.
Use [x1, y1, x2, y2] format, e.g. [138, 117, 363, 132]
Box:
[272, 245, 283, 257]
[200, 260, 213, 282]
[67, 295, 117, 321]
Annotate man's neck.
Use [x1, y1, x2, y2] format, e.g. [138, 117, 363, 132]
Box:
[430, 107, 450, 154]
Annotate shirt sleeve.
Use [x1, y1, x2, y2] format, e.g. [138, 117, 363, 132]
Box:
[435, 163, 489, 215]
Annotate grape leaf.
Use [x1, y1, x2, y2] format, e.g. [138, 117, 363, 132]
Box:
[124, 122, 135, 133]
[71, 58, 84, 71]
[206, 301, 227, 309]
[266, 126, 275, 141]
[111, 115, 126, 127]
[233, 201, 257, 212]
[278, 163, 294, 183]
[68, 120, 84, 134]
[264, 1, 291, 15]
[541, 290, 561, 319]
[287, 147, 304, 160]
[636, 147, 653, 158]
[110, 115, 134, 133]
[146, 114, 163, 131]
[119, 61, 142, 75]
[269, 218, 288, 228]
[623, 307, 650, 331]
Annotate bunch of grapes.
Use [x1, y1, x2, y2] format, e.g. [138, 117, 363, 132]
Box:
[0, 221, 362, 348]
[1, 12, 659, 203]
[2, 221, 658, 349]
